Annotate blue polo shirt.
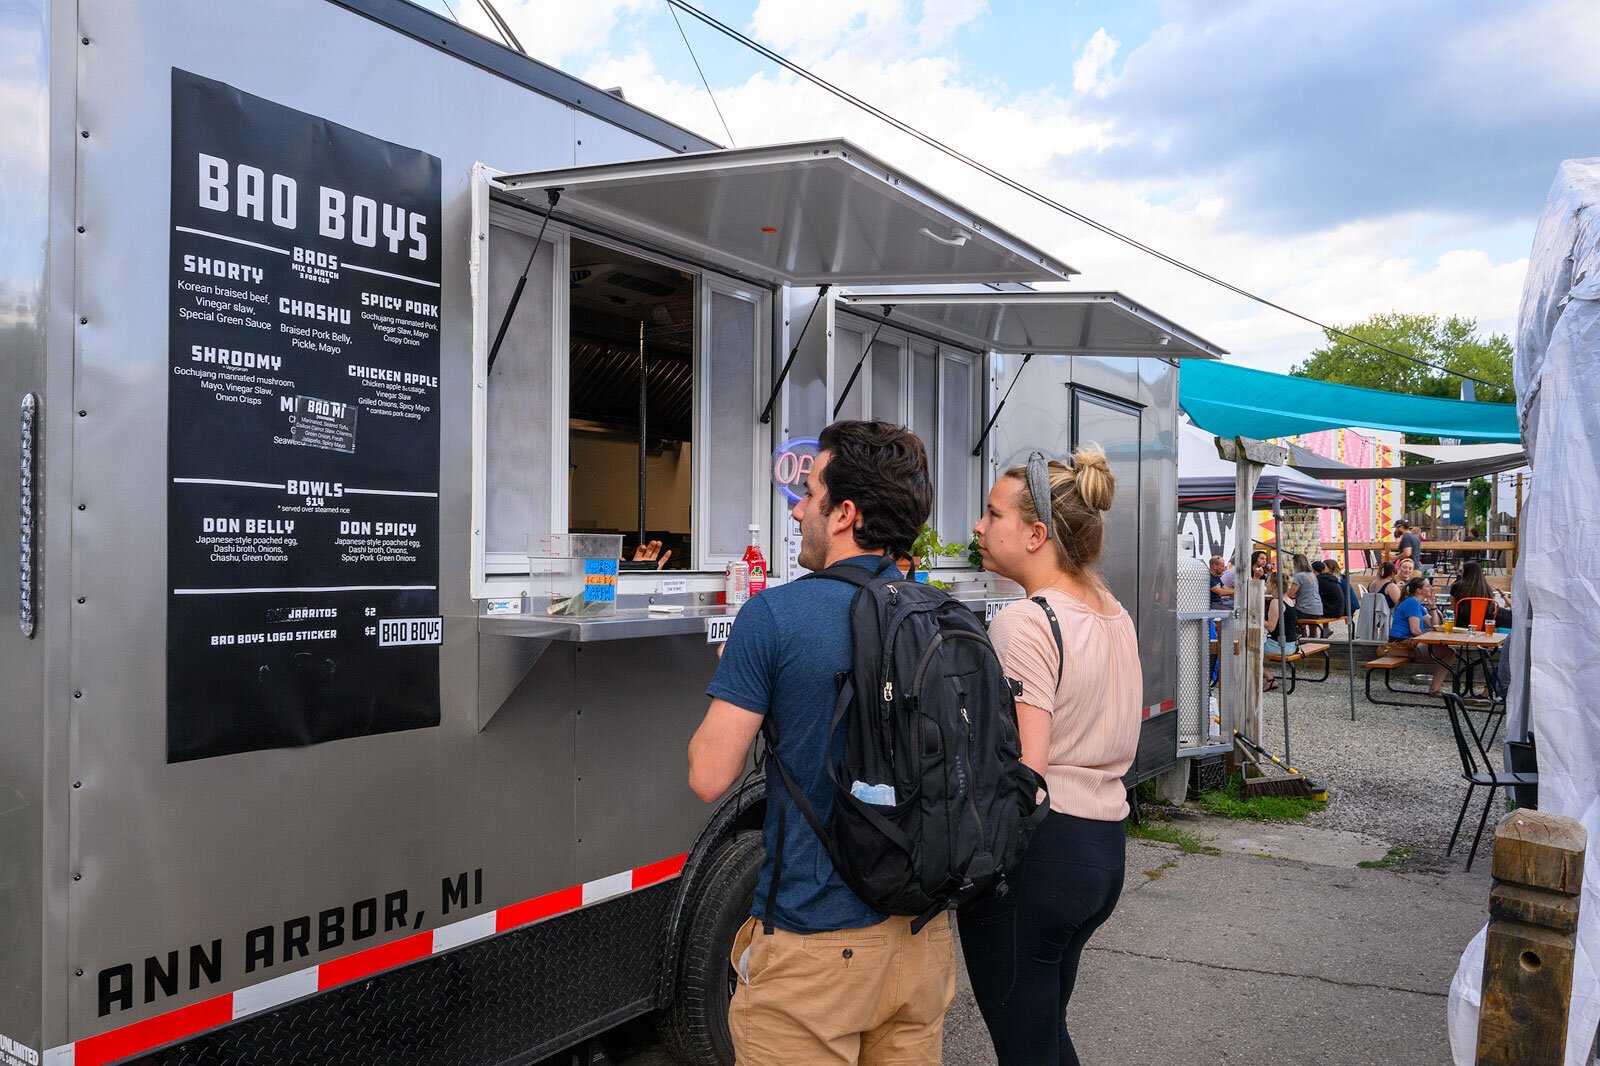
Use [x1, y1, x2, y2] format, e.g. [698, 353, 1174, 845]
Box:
[706, 555, 888, 934]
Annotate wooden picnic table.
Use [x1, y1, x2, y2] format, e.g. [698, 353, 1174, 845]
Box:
[1413, 629, 1507, 651]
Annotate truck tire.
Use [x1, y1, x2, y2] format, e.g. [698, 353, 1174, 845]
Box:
[659, 830, 763, 1066]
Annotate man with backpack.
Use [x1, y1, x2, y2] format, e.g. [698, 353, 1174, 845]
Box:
[688, 419, 1035, 1064]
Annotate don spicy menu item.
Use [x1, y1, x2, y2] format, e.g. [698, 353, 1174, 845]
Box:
[166, 70, 442, 762]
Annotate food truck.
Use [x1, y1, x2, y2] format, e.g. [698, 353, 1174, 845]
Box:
[0, 1, 1226, 1063]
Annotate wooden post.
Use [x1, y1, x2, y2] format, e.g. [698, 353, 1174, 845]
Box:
[1217, 437, 1288, 750]
[1513, 473, 1524, 576]
[1475, 809, 1586, 1066]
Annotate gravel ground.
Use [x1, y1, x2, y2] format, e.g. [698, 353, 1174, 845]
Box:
[1249, 633, 1510, 853]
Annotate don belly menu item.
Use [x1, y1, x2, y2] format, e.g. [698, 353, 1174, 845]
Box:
[166, 70, 443, 762]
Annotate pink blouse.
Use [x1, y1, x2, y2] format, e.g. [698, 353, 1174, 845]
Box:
[988, 587, 1143, 821]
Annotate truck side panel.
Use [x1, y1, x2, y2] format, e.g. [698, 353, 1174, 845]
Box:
[58, 0, 714, 1049]
[0, 0, 51, 1055]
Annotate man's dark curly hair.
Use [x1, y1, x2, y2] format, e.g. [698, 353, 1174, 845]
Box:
[815, 420, 933, 558]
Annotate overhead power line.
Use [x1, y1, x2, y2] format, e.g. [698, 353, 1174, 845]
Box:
[473, 0, 524, 54]
[663, 0, 1497, 390]
[666, 1, 738, 147]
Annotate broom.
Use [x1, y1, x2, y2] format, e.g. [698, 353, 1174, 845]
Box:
[1232, 730, 1325, 801]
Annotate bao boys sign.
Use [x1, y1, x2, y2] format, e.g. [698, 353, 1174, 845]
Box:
[166, 70, 442, 761]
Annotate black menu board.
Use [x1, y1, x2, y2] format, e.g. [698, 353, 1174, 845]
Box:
[166, 70, 442, 762]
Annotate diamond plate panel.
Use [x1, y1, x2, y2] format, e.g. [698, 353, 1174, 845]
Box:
[138, 883, 674, 1066]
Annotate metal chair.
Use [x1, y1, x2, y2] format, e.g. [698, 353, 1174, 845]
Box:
[1443, 693, 1537, 871]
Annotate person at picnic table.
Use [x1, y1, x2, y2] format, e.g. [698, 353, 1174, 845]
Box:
[1250, 549, 1268, 580]
[1450, 560, 1512, 629]
[1326, 557, 1359, 620]
[1393, 520, 1423, 567]
[1207, 555, 1234, 608]
[1371, 561, 1403, 607]
[1388, 576, 1456, 696]
[1312, 559, 1344, 636]
[1261, 591, 1289, 692]
[1266, 558, 1300, 644]
[1290, 554, 1323, 627]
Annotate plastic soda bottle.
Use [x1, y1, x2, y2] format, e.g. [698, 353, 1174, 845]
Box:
[743, 525, 767, 597]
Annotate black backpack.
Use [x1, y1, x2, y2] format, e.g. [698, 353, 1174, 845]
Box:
[761, 558, 1049, 932]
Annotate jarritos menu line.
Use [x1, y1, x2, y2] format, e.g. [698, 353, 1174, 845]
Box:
[166, 70, 443, 762]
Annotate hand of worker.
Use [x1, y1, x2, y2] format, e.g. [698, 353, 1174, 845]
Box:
[632, 540, 673, 570]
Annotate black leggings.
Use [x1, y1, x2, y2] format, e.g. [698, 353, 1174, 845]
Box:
[957, 811, 1126, 1066]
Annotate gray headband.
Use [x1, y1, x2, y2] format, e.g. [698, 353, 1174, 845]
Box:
[1026, 451, 1055, 539]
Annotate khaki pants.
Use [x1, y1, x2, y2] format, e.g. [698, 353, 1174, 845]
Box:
[728, 912, 956, 1065]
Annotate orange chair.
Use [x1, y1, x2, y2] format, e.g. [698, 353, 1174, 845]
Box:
[1453, 597, 1497, 629]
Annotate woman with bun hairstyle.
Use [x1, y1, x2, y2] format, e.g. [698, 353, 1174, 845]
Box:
[961, 445, 1141, 1066]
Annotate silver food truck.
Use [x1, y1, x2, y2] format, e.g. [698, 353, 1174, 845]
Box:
[0, 1, 1225, 1063]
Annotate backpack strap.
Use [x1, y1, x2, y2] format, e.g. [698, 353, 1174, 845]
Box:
[1029, 596, 1066, 690]
[757, 674, 859, 934]
[799, 555, 899, 588]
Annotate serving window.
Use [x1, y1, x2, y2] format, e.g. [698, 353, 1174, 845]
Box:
[831, 312, 983, 544]
[471, 196, 769, 598]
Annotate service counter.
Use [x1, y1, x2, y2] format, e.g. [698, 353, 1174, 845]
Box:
[477, 580, 1013, 643]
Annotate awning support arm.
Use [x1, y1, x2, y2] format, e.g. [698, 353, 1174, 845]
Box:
[759, 284, 829, 425]
[971, 353, 1033, 457]
[487, 188, 561, 373]
[832, 305, 894, 419]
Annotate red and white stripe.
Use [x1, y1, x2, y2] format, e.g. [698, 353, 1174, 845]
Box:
[44, 854, 687, 1066]
[1141, 698, 1176, 720]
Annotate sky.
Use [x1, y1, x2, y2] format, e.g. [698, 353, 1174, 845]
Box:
[419, 0, 1599, 371]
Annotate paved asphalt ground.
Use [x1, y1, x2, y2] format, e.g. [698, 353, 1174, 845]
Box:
[593, 652, 1520, 1066]
[603, 818, 1492, 1066]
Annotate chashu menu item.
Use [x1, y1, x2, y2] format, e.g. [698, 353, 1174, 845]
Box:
[166, 70, 442, 762]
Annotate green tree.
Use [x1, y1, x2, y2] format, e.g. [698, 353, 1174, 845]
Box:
[1291, 313, 1513, 402]
[1290, 313, 1514, 512]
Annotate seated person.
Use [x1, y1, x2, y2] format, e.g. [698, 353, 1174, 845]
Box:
[1208, 555, 1234, 609]
[1389, 576, 1455, 696]
[1326, 558, 1358, 620]
[1450, 560, 1512, 629]
[1371, 561, 1402, 607]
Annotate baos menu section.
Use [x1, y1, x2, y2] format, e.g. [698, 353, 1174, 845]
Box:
[166, 70, 443, 762]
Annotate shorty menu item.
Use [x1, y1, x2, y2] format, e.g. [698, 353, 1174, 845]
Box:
[166, 70, 442, 762]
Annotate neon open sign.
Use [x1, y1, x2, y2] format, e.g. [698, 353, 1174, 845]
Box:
[772, 437, 820, 504]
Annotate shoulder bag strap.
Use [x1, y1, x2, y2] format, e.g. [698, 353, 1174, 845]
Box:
[1029, 595, 1065, 690]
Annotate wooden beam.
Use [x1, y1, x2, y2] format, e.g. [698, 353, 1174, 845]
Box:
[1475, 810, 1586, 1066]
[1216, 436, 1289, 467]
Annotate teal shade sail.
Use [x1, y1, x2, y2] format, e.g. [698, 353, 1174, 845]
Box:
[1180, 360, 1520, 443]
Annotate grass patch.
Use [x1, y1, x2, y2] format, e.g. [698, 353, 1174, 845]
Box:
[1127, 819, 1219, 855]
[1357, 846, 1412, 870]
[1196, 773, 1326, 822]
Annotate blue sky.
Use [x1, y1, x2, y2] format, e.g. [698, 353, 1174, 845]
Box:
[418, 0, 1598, 369]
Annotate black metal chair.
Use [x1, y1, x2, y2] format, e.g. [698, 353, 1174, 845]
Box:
[1444, 693, 1537, 871]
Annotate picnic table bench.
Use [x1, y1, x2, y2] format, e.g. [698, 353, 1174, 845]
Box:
[1264, 641, 1331, 694]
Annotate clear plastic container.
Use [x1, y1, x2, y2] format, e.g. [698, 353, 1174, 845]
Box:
[527, 533, 623, 617]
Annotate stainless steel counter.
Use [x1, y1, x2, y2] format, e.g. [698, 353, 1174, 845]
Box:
[479, 604, 739, 643]
[477, 588, 1018, 642]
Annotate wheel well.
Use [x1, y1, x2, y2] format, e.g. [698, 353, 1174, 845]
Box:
[655, 782, 766, 1009]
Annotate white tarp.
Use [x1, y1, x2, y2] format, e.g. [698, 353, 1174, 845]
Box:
[1399, 442, 1525, 461]
[1448, 158, 1600, 1066]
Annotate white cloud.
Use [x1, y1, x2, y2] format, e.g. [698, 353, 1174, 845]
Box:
[572, 1, 1543, 372]
[1071, 28, 1117, 96]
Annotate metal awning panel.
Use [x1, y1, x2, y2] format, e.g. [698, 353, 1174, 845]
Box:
[836, 290, 1227, 359]
[495, 140, 1075, 286]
